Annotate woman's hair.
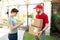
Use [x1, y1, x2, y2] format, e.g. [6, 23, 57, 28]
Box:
[11, 8, 19, 13]
[6, 11, 9, 17]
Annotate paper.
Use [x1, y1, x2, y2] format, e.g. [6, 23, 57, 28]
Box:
[33, 27, 37, 32]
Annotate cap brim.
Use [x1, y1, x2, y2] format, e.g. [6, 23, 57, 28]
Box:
[33, 7, 36, 9]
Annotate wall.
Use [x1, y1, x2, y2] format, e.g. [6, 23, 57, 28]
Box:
[44, 2, 51, 35]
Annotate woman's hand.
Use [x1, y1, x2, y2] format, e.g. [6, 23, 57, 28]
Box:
[17, 22, 23, 26]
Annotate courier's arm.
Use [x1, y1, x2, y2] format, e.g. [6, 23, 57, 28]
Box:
[42, 23, 48, 32]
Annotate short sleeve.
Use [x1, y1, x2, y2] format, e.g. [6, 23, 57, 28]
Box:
[8, 17, 13, 25]
[36, 15, 37, 18]
[36, 15, 38, 19]
[45, 15, 49, 24]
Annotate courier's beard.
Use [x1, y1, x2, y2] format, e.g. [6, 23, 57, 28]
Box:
[37, 11, 40, 14]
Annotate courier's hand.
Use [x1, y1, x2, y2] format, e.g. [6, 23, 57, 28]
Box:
[38, 31, 43, 36]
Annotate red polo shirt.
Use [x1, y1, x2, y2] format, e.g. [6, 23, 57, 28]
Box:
[36, 13, 49, 30]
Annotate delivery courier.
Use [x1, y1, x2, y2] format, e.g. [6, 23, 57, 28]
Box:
[31, 4, 49, 40]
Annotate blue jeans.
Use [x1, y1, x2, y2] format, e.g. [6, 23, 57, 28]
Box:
[8, 33, 18, 40]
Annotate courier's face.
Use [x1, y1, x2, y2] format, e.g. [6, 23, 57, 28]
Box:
[36, 8, 41, 14]
[36, 8, 40, 12]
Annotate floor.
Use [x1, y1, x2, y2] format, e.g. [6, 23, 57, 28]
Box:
[0, 28, 26, 40]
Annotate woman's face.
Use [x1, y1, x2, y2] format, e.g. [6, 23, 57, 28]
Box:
[11, 12, 17, 16]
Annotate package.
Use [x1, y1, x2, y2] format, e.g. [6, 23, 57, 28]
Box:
[29, 25, 40, 36]
[32, 19, 43, 28]
[29, 19, 43, 36]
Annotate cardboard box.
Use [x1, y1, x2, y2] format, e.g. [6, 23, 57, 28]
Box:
[32, 19, 43, 28]
[29, 19, 43, 36]
[29, 25, 40, 36]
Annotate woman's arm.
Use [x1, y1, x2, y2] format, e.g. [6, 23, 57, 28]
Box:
[8, 23, 23, 31]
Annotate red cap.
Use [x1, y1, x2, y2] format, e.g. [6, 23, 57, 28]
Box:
[34, 4, 43, 9]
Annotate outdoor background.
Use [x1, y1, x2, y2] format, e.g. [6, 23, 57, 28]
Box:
[0, 0, 60, 40]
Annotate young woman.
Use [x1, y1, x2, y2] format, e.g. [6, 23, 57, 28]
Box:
[8, 8, 22, 40]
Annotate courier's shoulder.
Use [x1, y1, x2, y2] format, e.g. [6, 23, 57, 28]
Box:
[43, 13, 48, 17]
